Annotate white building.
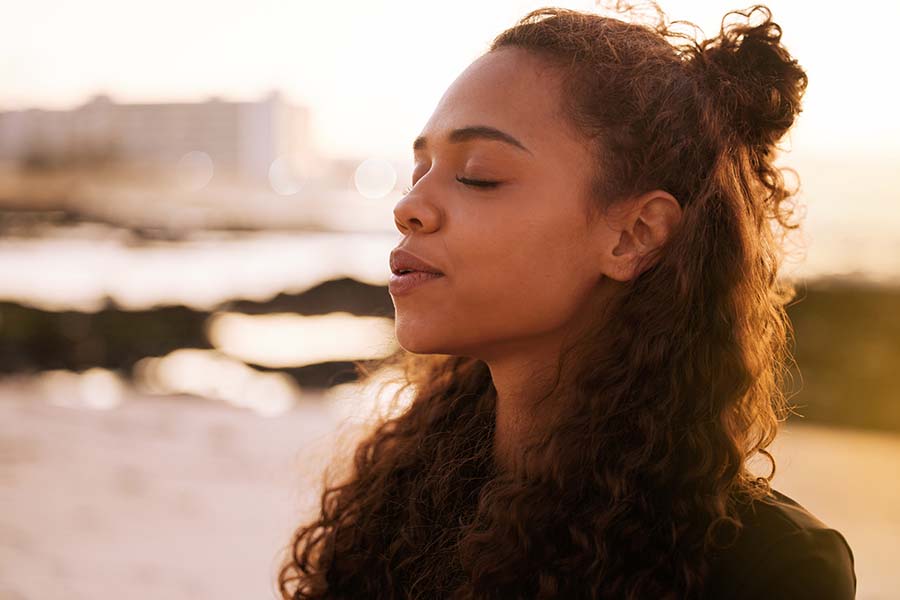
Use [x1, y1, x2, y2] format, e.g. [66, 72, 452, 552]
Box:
[0, 90, 316, 184]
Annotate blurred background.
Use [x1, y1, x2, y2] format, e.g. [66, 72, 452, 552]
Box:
[0, 1, 897, 598]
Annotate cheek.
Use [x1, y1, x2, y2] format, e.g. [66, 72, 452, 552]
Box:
[391, 208, 598, 355]
[455, 228, 591, 327]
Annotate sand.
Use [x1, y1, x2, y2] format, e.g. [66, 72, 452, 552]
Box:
[1, 377, 897, 599]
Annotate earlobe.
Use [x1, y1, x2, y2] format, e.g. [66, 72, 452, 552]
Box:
[605, 228, 642, 281]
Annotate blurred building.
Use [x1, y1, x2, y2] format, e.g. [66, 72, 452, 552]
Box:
[0, 90, 316, 183]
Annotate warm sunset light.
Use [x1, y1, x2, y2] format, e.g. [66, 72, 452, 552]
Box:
[1, 2, 896, 599]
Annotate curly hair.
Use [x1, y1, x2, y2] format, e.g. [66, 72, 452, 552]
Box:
[276, 3, 809, 598]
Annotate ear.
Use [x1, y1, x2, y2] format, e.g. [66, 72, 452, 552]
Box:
[603, 189, 682, 282]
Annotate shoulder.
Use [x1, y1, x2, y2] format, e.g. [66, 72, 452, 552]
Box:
[703, 488, 857, 600]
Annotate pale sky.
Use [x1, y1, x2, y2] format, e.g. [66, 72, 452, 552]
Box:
[1, 0, 899, 162]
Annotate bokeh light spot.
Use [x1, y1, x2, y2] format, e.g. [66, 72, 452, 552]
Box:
[353, 158, 397, 199]
[176, 151, 214, 191]
[268, 155, 305, 195]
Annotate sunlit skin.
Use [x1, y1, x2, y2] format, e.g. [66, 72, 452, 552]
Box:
[391, 47, 682, 472]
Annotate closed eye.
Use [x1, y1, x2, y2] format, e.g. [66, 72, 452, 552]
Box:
[456, 176, 500, 189]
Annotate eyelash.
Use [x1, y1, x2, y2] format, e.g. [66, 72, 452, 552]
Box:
[457, 176, 500, 189]
[401, 177, 500, 195]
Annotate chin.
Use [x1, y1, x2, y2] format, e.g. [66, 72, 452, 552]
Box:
[393, 321, 451, 355]
[395, 332, 441, 355]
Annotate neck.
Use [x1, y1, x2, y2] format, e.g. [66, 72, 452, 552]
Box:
[488, 356, 562, 475]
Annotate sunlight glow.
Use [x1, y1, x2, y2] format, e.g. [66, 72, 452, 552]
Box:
[324, 364, 416, 425]
[133, 348, 301, 417]
[37, 367, 127, 411]
[206, 311, 398, 368]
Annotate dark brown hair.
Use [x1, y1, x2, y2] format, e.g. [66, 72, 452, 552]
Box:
[277, 3, 808, 598]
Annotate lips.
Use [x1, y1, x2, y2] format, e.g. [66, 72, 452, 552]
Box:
[390, 248, 444, 276]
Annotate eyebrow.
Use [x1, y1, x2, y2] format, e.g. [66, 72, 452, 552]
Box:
[413, 125, 533, 155]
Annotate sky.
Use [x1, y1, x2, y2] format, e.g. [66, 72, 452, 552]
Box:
[2, 0, 899, 163]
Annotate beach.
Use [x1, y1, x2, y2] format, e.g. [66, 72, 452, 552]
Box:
[1, 376, 898, 599]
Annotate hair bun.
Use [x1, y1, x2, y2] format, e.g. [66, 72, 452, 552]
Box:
[687, 5, 808, 149]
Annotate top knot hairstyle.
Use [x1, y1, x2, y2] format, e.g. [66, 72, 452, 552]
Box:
[278, 4, 809, 599]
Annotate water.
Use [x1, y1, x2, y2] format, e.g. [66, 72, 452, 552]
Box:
[0, 224, 402, 312]
[1, 217, 899, 313]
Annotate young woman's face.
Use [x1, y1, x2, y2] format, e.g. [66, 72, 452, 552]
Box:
[391, 47, 616, 361]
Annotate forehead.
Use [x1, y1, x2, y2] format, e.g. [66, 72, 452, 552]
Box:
[418, 47, 576, 155]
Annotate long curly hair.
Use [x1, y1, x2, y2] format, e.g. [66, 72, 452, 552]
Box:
[276, 3, 809, 598]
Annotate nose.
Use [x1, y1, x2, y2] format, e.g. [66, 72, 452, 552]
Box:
[392, 186, 440, 234]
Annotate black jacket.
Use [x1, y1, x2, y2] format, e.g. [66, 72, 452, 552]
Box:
[702, 488, 857, 599]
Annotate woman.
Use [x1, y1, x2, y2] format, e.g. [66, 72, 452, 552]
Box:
[278, 4, 857, 599]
